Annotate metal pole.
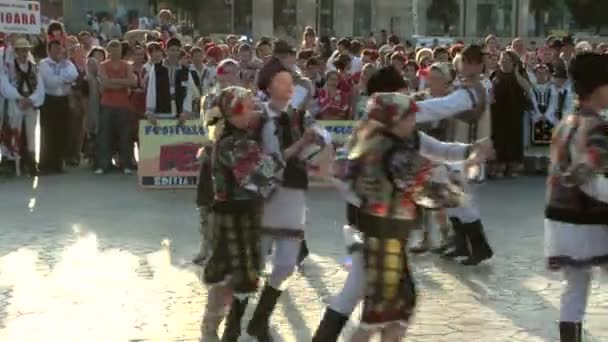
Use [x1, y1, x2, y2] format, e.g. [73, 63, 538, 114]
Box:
[463, 0, 467, 37]
[231, 1, 235, 34]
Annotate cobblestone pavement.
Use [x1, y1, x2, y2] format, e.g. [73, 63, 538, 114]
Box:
[0, 172, 606, 342]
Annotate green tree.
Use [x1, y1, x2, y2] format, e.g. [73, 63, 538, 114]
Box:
[163, 0, 200, 26]
[565, 0, 608, 34]
[529, 0, 558, 36]
[426, 0, 459, 35]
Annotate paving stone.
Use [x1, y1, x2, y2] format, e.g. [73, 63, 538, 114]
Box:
[0, 172, 606, 341]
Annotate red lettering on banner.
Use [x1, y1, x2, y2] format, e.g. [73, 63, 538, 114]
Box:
[0, 12, 36, 25]
[159, 143, 201, 172]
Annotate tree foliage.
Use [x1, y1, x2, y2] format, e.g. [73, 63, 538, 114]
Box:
[426, 0, 459, 35]
[529, 0, 558, 36]
[565, 0, 608, 34]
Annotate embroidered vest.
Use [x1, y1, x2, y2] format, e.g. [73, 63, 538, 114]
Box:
[15, 60, 37, 97]
[154, 63, 172, 113]
[534, 85, 552, 115]
[270, 106, 308, 190]
[545, 109, 608, 224]
[354, 131, 423, 226]
[190, 69, 203, 91]
[532, 85, 554, 145]
[154, 63, 189, 114]
[555, 89, 568, 120]
[454, 79, 486, 124]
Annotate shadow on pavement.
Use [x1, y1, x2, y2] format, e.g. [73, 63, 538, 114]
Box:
[429, 257, 565, 341]
[279, 289, 313, 341]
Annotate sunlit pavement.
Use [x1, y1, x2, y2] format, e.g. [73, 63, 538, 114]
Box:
[0, 171, 607, 342]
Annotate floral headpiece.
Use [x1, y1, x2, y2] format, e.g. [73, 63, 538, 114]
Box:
[216, 58, 239, 76]
[366, 92, 418, 126]
[218, 86, 252, 118]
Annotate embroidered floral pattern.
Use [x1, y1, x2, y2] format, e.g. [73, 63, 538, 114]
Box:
[549, 108, 608, 187]
[217, 86, 251, 118]
[366, 92, 417, 126]
[214, 129, 281, 201]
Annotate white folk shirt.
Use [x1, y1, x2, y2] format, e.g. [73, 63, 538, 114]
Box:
[1, 61, 45, 108]
[39, 58, 78, 97]
[445, 161, 482, 223]
[415, 86, 482, 123]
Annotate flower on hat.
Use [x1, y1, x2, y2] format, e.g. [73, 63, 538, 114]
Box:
[219, 86, 252, 118]
[366, 92, 414, 125]
[232, 101, 245, 116]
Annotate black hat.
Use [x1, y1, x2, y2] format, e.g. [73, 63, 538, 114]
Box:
[272, 39, 296, 56]
[461, 44, 484, 64]
[257, 57, 291, 91]
[366, 66, 407, 95]
[552, 62, 568, 79]
[562, 35, 575, 47]
[166, 37, 182, 49]
[548, 39, 564, 49]
[569, 52, 608, 97]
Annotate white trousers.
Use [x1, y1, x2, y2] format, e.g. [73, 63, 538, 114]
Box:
[329, 251, 365, 315]
[1, 105, 38, 153]
[329, 250, 408, 339]
[261, 236, 302, 289]
[560, 266, 607, 322]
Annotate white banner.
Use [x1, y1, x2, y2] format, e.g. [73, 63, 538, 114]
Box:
[0, 1, 40, 34]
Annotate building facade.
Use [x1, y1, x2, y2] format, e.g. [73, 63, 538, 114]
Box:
[62, 0, 149, 31]
[196, 0, 570, 42]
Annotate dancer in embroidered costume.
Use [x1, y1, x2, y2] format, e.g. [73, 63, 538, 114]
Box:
[313, 88, 493, 341]
[544, 52, 608, 342]
[197, 86, 282, 342]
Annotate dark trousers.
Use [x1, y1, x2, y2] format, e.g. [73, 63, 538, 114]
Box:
[96, 105, 131, 171]
[65, 91, 86, 164]
[40, 95, 70, 173]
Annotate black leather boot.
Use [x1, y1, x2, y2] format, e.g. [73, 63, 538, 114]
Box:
[29, 152, 40, 177]
[220, 297, 248, 342]
[442, 218, 470, 259]
[461, 220, 494, 266]
[246, 285, 282, 342]
[311, 307, 349, 342]
[297, 240, 309, 266]
[559, 321, 582, 342]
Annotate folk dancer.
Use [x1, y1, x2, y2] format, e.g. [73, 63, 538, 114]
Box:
[242, 58, 330, 342]
[0, 38, 45, 176]
[443, 160, 494, 266]
[194, 58, 243, 266]
[198, 86, 282, 342]
[429, 46, 495, 262]
[314, 92, 492, 341]
[272, 39, 316, 266]
[544, 52, 608, 342]
[38, 40, 79, 174]
[145, 37, 194, 123]
[410, 62, 455, 254]
[313, 62, 494, 341]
